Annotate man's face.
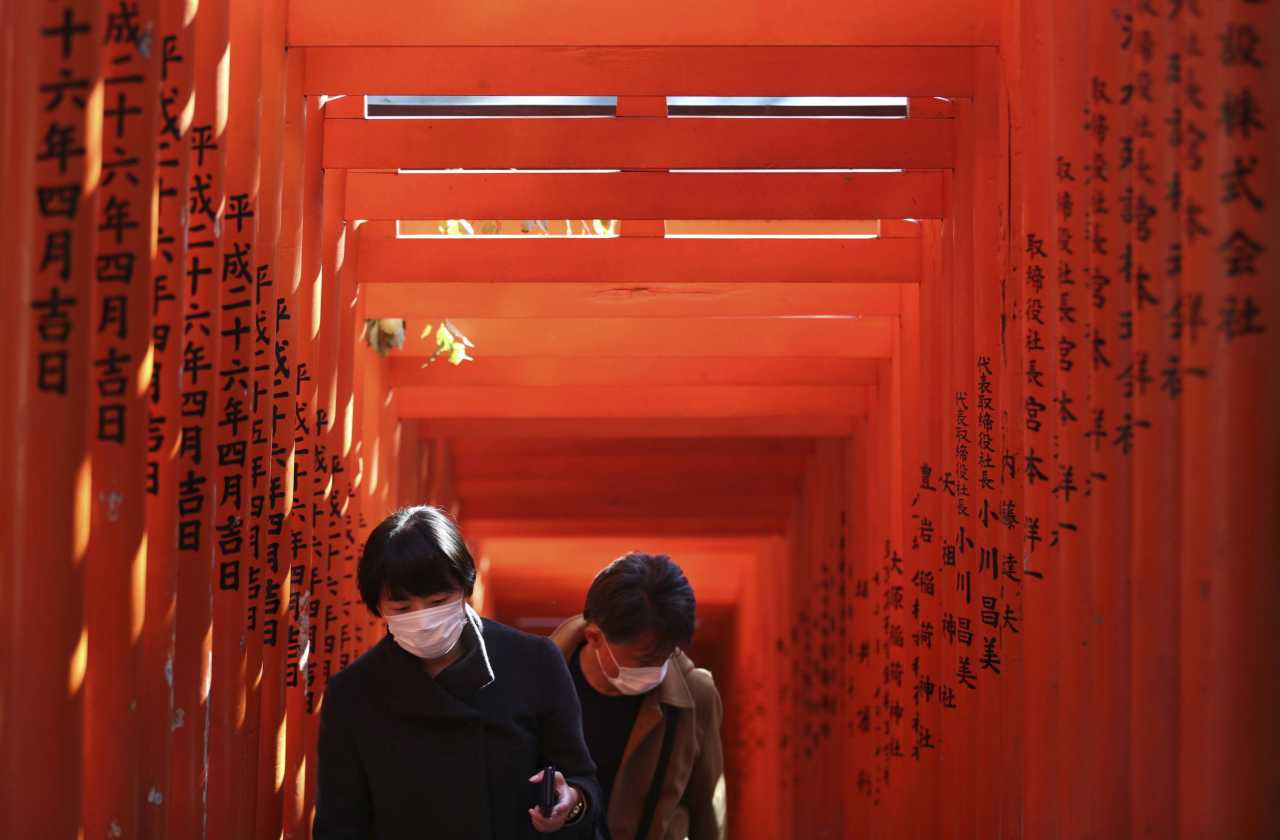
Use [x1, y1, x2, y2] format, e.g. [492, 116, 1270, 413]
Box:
[584, 623, 672, 678]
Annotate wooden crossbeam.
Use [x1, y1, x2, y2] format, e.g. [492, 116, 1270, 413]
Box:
[448, 436, 815, 458]
[458, 475, 800, 500]
[393, 385, 871, 418]
[345, 171, 946, 220]
[390, 317, 894, 358]
[387, 357, 880, 388]
[301, 46, 977, 96]
[462, 516, 788, 537]
[323, 117, 954, 170]
[361, 282, 904, 319]
[357, 237, 920, 285]
[451, 452, 809, 480]
[287, 1, 999, 47]
[467, 517, 787, 538]
[460, 494, 791, 520]
[418, 417, 857, 438]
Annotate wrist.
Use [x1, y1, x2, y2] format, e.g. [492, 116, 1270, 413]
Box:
[565, 785, 587, 823]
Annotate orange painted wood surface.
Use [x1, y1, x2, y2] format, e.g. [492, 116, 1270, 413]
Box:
[286, 0, 1000, 47]
[393, 385, 871, 419]
[139, 0, 193, 833]
[358, 236, 921, 285]
[5, 2, 102, 837]
[323, 117, 955, 170]
[346, 171, 947, 221]
[387, 356, 880, 388]
[419, 416, 859, 439]
[450, 436, 814, 460]
[361, 282, 903, 320]
[451, 453, 809, 482]
[465, 516, 790, 538]
[168, 0, 227, 836]
[208, 2, 263, 836]
[82, 3, 159, 839]
[393, 317, 894, 359]
[2, 1, 1276, 838]
[303, 45, 978, 96]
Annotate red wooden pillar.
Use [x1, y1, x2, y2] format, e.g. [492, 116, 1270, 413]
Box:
[3, 2, 102, 837]
[913, 219, 948, 840]
[207, 0, 262, 834]
[969, 45, 1016, 837]
[1128, 3, 1180, 836]
[168, 0, 227, 833]
[254, 3, 295, 835]
[1084, 5, 1135, 835]
[942, 89, 978, 840]
[0, 0, 34, 817]
[240, 0, 280, 829]
[337, 220, 365, 660]
[304, 164, 348, 828]
[283, 93, 325, 840]
[139, 1, 194, 835]
[1179, 2, 1280, 835]
[1045, 4, 1092, 836]
[1012, 1, 1055, 835]
[83, 2, 160, 837]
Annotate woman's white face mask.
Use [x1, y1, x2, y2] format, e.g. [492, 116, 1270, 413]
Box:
[596, 638, 669, 696]
[385, 598, 467, 660]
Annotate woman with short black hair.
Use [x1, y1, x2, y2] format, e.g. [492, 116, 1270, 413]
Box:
[314, 506, 601, 839]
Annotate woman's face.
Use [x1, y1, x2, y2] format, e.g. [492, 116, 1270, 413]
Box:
[379, 588, 463, 617]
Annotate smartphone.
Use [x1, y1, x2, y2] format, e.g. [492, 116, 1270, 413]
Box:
[539, 765, 556, 817]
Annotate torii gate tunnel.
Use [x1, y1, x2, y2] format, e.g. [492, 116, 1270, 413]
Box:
[1, 1, 1277, 838]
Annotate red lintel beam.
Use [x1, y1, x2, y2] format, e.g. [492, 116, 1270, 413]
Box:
[302, 46, 976, 97]
[323, 118, 955, 171]
[393, 385, 870, 418]
[361, 282, 903, 320]
[345, 171, 945, 221]
[451, 452, 809, 481]
[391, 316, 894, 358]
[358, 237, 920, 285]
[461, 517, 788, 538]
[449, 436, 814, 459]
[458, 494, 790, 520]
[417, 416, 857, 438]
[457, 475, 801, 500]
[286, 0, 998, 47]
[386, 357, 880, 388]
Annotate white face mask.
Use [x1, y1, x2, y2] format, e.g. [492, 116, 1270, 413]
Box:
[596, 638, 669, 696]
[385, 598, 468, 660]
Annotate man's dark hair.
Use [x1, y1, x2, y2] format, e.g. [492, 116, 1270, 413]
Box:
[584, 553, 696, 656]
[358, 506, 476, 616]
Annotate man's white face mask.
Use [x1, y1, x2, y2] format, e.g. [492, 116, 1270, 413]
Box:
[384, 598, 467, 660]
[597, 638, 669, 696]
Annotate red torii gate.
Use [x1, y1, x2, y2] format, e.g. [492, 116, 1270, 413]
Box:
[1, 1, 1276, 838]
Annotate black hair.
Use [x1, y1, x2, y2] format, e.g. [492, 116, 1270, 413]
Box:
[357, 506, 476, 616]
[583, 553, 696, 656]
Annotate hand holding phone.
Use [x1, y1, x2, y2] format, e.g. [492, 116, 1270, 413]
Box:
[539, 764, 556, 817]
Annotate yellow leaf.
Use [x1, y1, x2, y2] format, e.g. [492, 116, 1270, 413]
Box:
[419, 323, 433, 339]
[435, 324, 454, 351]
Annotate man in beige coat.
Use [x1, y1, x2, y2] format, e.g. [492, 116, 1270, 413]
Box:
[551, 553, 726, 840]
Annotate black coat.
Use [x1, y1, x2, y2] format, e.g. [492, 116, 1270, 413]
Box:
[313, 617, 602, 840]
